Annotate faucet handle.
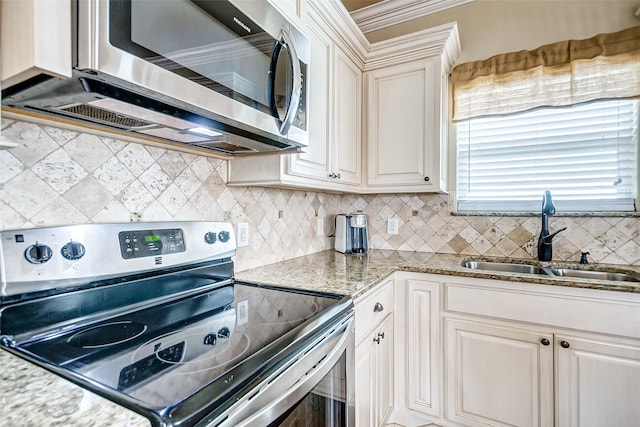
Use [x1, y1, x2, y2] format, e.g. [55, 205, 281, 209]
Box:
[580, 251, 590, 264]
[543, 226, 567, 243]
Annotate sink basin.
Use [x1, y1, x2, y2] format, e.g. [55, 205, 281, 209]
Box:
[461, 259, 640, 282]
[461, 261, 549, 275]
[550, 269, 640, 282]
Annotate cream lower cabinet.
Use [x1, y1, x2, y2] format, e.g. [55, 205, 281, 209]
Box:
[445, 319, 554, 427]
[446, 319, 640, 427]
[355, 279, 394, 427]
[389, 272, 640, 427]
[443, 276, 640, 427]
[556, 334, 640, 427]
[391, 272, 442, 427]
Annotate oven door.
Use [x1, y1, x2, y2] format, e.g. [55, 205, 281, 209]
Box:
[201, 313, 355, 427]
[89, 0, 307, 142]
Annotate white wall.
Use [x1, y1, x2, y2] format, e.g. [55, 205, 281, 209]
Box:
[365, 0, 640, 64]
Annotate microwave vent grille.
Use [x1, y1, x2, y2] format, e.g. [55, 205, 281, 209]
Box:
[59, 104, 153, 129]
[193, 141, 256, 153]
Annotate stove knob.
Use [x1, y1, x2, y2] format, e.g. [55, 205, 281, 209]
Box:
[204, 232, 217, 245]
[217, 327, 230, 339]
[218, 231, 230, 243]
[25, 243, 53, 264]
[61, 241, 86, 261]
[203, 333, 217, 346]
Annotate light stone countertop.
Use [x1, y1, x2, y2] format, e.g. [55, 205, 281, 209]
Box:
[0, 349, 150, 427]
[235, 250, 640, 297]
[2, 249, 639, 426]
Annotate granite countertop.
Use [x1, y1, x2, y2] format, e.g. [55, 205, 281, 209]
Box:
[235, 249, 640, 297]
[0, 350, 150, 427]
[2, 249, 639, 426]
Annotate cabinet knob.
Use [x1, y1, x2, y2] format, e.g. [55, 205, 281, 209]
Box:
[560, 340, 570, 349]
[378, 332, 385, 339]
[373, 302, 384, 312]
[373, 336, 381, 344]
[424, 176, 430, 182]
[540, 338, 550, 346]
[329, 172, 341, 179]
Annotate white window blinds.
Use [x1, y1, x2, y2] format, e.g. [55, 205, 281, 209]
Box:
[456, 99, 638, 212]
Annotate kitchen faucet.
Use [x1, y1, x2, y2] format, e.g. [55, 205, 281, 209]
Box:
[537, 191, 567, 261]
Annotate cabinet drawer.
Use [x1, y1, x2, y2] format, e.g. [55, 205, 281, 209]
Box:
[445, 281, 640, 338]
[355, 280, 394, 343]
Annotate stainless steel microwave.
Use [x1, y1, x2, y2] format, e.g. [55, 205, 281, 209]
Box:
[2, 0, 310, 155]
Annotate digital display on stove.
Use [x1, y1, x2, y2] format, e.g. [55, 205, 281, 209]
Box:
[118, 228, 186, 259]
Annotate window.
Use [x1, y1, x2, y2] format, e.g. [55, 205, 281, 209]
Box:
[456, 99, 638, 212]
[451, 26, 640, 213]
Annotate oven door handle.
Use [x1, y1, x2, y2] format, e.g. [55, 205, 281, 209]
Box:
[212, 314, 354, 427]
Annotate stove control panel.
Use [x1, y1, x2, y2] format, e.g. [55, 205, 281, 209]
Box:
[118, 228, 186, 259]
[0, 221, 236, 298]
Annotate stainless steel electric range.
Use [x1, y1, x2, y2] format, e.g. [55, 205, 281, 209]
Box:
[0, 222, 354, 427]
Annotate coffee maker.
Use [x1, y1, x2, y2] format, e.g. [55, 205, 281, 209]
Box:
[335, 213, 369, 254]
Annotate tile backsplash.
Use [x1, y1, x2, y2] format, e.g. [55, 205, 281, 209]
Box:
[0, 118, 339, 271]
[2, 118, 639, 269]
[341, 194, 640, 266]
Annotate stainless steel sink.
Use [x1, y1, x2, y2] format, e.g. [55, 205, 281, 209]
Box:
[550, 269, 640, 282]
[461, 261, 549, 275]
[461, 259, 640, 282]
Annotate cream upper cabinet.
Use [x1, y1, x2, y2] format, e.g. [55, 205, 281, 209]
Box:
[266, 0, 306, 27]
[287, 25, 361, 187]
[329, 47, 361, 186]
[362, 23, 460, 193]
[364, 58, 442, 192]
[228, 1, 364, 192]
[286, 13, 332, 183]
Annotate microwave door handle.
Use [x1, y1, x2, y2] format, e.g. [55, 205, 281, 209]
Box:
[268, 30, 302, 135]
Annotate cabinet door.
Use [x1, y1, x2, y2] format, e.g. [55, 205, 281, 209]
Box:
[375, 314, 393, 426]
[287, 16, 331, 181]
[355, 338, 374, 427]
[556, 335, 640, 427]
[406, 278, 440, 417]
[365, 58, 443, 192]
[331, 47, 361, 186]
[445, 319, 554, 427]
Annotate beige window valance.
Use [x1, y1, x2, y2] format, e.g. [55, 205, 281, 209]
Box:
[451, 26, 640, 120]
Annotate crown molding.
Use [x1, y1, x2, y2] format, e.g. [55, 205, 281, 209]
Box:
[351, 0, 475, 33]
[364, 21, 461, 71]
[308, 0, 370, 66]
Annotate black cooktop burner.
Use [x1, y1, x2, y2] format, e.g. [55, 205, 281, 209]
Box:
[6, 267, 348, 427]
[68, 321, 147, 348]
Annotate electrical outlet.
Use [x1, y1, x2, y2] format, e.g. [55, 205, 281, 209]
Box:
[317, 218, 324, 236]
[387, 218, 399, 235]
[237, 300, 249, 325]
[237, 223, 249, 247]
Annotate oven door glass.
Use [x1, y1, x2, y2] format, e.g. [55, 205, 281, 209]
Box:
[108, 0, 306, 133]
[269, 352, 347, 427]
